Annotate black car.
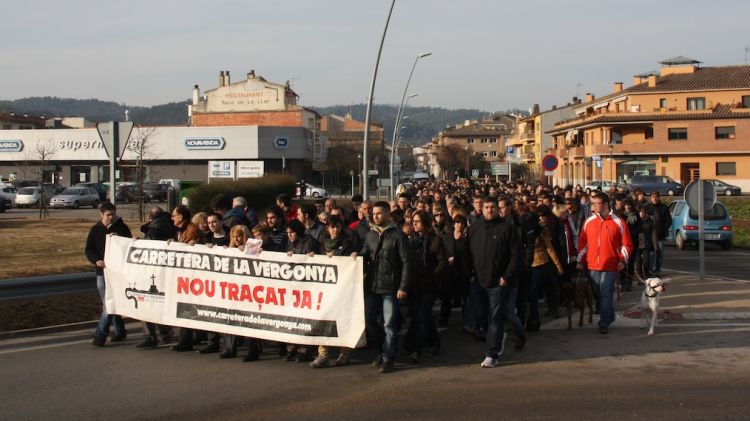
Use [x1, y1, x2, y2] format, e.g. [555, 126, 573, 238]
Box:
[74, 182, 107, 201]
[115, 185, 151, 204]
[142, 183, 173, 202]
[0, 196, 10, 212]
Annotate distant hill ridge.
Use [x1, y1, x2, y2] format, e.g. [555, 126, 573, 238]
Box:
[0, 96, 523, 142]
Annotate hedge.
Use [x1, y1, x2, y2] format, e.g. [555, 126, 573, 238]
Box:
[187, 174, 296, 214]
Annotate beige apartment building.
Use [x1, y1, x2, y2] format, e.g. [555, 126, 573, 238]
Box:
[547, 57, 750, 191]
[433, 113, 514, 163]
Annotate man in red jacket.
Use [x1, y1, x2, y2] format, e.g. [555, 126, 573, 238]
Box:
[576, 192, 633, 334]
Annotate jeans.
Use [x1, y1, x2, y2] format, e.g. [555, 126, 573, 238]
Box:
[466, 281, 488, 331]
[95, 274, 125, 340]
[365, 292, 399, 361]
[486, 285, 525, 359]
[589, 270, 618, 328]
[650, 240, 665, 273]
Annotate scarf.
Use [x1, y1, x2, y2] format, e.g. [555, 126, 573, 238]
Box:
[371, 222, 396, 235]
[324, 237, 342, 253]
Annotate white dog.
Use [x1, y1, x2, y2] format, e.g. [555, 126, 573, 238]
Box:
[640, 277, 668, 336]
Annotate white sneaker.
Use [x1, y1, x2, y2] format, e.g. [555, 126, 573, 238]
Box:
[480, 357, 497, 368]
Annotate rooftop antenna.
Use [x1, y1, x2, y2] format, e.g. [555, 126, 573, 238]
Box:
[745, 46, 750, 65]
[576, 83, 582, 98]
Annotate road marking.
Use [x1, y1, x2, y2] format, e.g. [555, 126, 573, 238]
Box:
[0, 339, 91, 355]
[663, 267, 750, 284]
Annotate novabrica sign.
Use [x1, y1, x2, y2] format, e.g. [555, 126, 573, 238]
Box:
[184, 137, 226, 150]
[0, 140, 24, 152]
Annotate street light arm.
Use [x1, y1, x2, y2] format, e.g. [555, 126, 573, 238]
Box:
[363, 0, 396, 200]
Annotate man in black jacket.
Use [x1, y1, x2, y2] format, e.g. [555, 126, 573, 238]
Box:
[135, 207, 177, 349]
[646, 192, 671, 275]
[360, 201, 413, 373]
[86, 202, 132, 347]
[468, 197, 524, 368]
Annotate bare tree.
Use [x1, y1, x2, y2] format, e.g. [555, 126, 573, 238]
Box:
[33, 139, 59, 219]
[125, 126, 159, 222]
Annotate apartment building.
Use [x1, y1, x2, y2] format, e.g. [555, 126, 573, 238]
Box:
[547, 57, 750, 190]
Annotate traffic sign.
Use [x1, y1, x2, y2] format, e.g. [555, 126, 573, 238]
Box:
[541, 154, 558, 171]
[471, 169, 479, 177]
[685, 180, 716, 213]
[491, 162, 510, 176]
[97, 121, 134, 159]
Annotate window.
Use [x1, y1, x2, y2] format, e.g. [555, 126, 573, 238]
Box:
[467, 138, 475, 144]
[482, 152, 489, 158]
[611, 129, 622, 144]
[645, 127, 654, 139]
[659, 98, 667, 109]
[716, 162, 736, 176]
[490, 137, 497, 144]
[687, 97, 706, 110]
[743, 96, 750, 108]
[668, 128, 688, 140]
[715, 126, 735, 140]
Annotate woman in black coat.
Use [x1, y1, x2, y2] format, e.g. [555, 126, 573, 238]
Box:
[405, 210, 449, 363]
[439, 213, 471, 327]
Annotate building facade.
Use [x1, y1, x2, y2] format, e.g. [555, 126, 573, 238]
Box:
[548, 58, 750, 191]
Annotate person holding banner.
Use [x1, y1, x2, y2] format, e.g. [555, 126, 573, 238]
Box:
[170, 205, 201, 351]
[87, 202, 132, 347]
[360, 201, 413, 374]
[310, 215, 358, 368]
[218, 225, 263, 362]
[284, 219, 321, 362]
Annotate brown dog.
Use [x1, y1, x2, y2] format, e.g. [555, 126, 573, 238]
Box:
[563, 272, 595, 330]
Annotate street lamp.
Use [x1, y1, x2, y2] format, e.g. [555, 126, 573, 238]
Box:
[362, 0, 396, 200]
[357, 153, 362, 194]
[389, 52, 432, 199]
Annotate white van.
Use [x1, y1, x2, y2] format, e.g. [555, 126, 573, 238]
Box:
[159, 179, 181, 191]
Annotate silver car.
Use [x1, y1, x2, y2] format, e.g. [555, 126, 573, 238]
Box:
[50, 187, 100, 209]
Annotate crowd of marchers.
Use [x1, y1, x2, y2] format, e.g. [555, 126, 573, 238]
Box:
[85, 178, 672, 372]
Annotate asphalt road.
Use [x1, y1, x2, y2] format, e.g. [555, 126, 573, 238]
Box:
[1, 213, 749, 420]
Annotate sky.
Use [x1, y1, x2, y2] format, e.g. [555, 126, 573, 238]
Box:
[2, 0, 749, 112]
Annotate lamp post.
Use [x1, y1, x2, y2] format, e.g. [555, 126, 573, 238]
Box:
[362, 0, 396, 200]
[390, 94, 417, 198]
[389, 52, 431, 199]
[357, 153, 362, 194]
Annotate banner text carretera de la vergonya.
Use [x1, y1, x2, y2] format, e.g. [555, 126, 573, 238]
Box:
[126, 246, 338, 284]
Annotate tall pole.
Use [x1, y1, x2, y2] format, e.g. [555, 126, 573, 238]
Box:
[390, 52, 431, 199]
[390, 93, 418, 198]
[362, 0, 396, 200]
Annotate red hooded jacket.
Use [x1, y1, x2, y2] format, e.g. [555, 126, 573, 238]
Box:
[577, 211, 634, 272]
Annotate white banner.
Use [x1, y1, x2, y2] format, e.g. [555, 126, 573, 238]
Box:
[103, 236, 365, 347]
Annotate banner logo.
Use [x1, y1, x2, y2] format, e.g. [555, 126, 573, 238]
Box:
[184, 137, 225, 150]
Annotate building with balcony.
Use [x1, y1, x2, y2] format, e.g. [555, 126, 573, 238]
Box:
[433, 113, 514, 161]
[547, 57, 750, 190]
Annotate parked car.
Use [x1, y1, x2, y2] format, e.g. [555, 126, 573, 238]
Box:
[667, 199, 732, 251]
[627, 175, 683, 196]
[50, 187, 100, 209]
[15, 186, 58, 208]
[143, 182, 173, 202]
[0, 185, 17, 206]
[0, 196, 10, 212]
[74, 182, 107, 201]
[112, 184, 151, 203]
[705, 179, 742, 196]
[584, 180, 616, 194]
[11, 180, 40, 189]
[296, 183, 328, 198]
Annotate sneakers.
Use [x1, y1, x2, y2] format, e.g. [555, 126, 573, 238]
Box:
[379, 360, 394, 373]
[598, 326, 609, 335]
[371, 354, 384, 367]
[110, 333, 127, 343]
[310, 355, 330, 368]
[480, 357, 497, 368]
[91, 336, 106, 347]
[135, 337, 158, 349]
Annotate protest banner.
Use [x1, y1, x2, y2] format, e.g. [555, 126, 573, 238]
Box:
[103, 236, 365, 347]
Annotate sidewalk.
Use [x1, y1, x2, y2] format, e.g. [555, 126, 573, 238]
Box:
[543, 270, 750, 329]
